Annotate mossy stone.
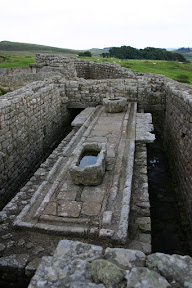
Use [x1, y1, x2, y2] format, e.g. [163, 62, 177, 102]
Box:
[91, 259, 126, 285]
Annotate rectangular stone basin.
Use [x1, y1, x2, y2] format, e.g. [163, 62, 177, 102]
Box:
[70, 142, 107, 185]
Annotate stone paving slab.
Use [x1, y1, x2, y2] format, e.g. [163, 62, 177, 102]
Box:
[12, 104, 138, 243]
[71, 107, 96, 127]
[136, 113, 155, 143]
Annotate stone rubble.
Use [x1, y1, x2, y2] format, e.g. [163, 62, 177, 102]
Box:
[28, 240, 192, 288]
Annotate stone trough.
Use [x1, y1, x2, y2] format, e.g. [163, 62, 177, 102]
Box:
[70, 142, 107, 185]
[103, 97, 127, 113]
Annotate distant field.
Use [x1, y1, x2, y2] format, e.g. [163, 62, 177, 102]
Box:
[183, 53, 192, 62]
[0, 41, 79, 55]
[80, 57, 192, 85]
[0, 53, 192, 85]
[0, 54, 35, 68]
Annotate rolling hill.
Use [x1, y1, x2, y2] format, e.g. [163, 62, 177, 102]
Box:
[173, 47, 192, 62]
[0, 41, 80, 55]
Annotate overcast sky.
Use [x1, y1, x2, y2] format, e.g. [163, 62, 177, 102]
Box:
[1, 0, 192, 50]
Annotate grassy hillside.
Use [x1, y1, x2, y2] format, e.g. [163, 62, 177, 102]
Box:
[172, 47, 192, 62]
[90, 48, 110, 56]
[79, 57, 192, 85]
[0, 40, 80, 68]
[0, 41, 191, 85]
[180, 52, 192, 62]
[0, 41, 79, 55]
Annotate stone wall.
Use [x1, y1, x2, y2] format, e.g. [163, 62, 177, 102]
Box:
[0, 54, 192, 225]
[0, 67, 41, 91]
[0, 81, 71, 209]
[59, 75, 166, 132]
[164, 80, 192, 231]
[35, 54, 134, 80]
[0, 67, 64, 92]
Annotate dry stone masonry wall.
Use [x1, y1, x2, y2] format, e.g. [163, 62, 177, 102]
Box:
[0, 67, 43, 92]
[0, 81, 71, 209]
[164, 81, 192, 235]
[35, 54, 134, 80]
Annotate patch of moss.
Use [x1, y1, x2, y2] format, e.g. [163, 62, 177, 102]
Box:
[0, 87, 7, 95]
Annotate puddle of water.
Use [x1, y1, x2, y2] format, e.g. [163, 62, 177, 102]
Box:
[79, 151, 99, 168]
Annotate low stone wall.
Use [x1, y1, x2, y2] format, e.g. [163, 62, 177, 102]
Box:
[0, 81, 71, 209]
[35, 54, 134, 80]
[60, 76, 165, 107]
[0, 67, 41, 91]
[164, 80, 192, 234]
[59, 75, 166, 133]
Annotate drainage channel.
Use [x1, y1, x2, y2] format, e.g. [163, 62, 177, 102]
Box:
[147, 139, 190, 255]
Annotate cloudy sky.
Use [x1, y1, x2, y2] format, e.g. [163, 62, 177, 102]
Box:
[1, 0, 191, 50]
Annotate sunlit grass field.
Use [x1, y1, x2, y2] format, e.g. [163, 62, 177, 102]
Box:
[82, 57, 192, 85]
[0, 54, 192, 85]
[0, 54, 35, 68]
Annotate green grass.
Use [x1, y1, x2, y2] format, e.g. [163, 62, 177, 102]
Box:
[79, 57, 192, 85]
[0, 51, 192, 85]
[0, 54, 35, 68]
[121, 59, 192, 84]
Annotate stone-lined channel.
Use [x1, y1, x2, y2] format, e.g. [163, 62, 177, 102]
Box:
[147, 139, 190, 255]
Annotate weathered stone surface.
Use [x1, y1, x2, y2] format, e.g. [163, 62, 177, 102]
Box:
[91, 259, 126, 285]
[81, 185, 105, 203]
[135, 217, 151, 232]
[27, 239, 192, 288]
[70, 142, 107, 186]
[0, 254, 29, 272]
[81, 202, 101, 216]
[71, 107, 96, 127]
[57, 200, 82, 218]
[65, 282, 105, 287]
[0, 243, 6, 252]
[28, 240, 103, 288]
[53, 240, 103, 261]
[25, 258, 42, 277]
[136, 113, 155, 143]
[43, 201, 57, 215]
[147, 253, 192, 287]
[105, 247, 146, 270]
[102, 211, 113, 225]
[126, 267, 170, 287]
[103, 97, 127, 113]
